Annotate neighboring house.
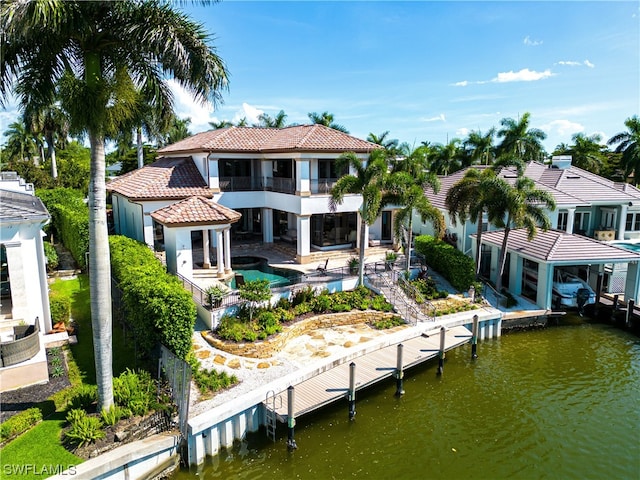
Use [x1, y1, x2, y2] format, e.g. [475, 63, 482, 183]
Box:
[108, 125, 392, 280]
[418, 157, 640, 309]
[0, 172, 52, 391]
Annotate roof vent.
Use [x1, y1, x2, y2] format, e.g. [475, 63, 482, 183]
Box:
[550, 155, 572, 170]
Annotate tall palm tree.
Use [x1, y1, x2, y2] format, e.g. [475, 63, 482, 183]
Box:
[209, 119, 234, 129]
[493, 176, 556, 292]
[308, 111, 349, 133]
[554, 133, 607, 173]
[462, 128, 496, 167]
[1, 0, 229, 410]
[3, 120, 39, 163]
[256, 110, 288, 128]
[445, 167, 506, 276]
[429, 139, 462, 175]
[162, 116, 193, 147]
[495, 112, 547, 163]
[330, 149, 389, 285]
[23, 103, 70, 178]
[608, 115, 640, 185]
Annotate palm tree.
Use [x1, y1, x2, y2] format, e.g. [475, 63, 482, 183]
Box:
[162, 116, 193, 147]
[3, 120, 39, 163]
[209, 119, 234, 129]
[1, 0, 229, 410]
[23, 104, 70, 178]
[493, 176, 556, 292]
[367, 131, 400, 153]
[256, 110, 288, 128]
[389, 148, 444, 272]
[462, 128, 495, 167]
[429, 139, 462, 175]
[555, 133, 607, 173]
[308, 111, 349, 133]
[495, 112, 547, 162]
[330, 149, 390, 285]
[608, 115, 640, 185]
[445, 167, 506, 276]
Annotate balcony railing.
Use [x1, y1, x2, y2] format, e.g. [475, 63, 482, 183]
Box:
[219, 176, 263, 192]
[310, 178, 339, 194]
[265, 176, 295, 194]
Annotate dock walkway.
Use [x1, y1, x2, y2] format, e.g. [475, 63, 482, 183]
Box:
[269, 324, 472, 420]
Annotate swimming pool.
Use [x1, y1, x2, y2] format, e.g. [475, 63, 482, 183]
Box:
[230, 256, 301, 288]
[614, 242, 640, 253]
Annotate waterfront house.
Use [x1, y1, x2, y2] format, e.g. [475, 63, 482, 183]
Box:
[0, 172, 52, 391]
[107, 125, 394, 280]
[417, 157, 640, 309]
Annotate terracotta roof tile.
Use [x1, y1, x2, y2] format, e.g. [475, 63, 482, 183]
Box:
[157, 125, 381, 154]
[475, 228, 640, 263]
[106, 157, 212, 200]
[151, 196, 241, 227]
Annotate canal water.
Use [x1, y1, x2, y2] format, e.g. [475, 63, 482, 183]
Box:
[175, 319, 640, 479]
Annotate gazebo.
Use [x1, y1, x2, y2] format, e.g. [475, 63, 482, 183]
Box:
[151, 196, 241, 280]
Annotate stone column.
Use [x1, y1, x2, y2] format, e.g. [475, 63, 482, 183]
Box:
[566, 208, 576, 234]
[202, 229, 211, 269]
[224, 228, 232, 273]
[216, 229, 224, 277]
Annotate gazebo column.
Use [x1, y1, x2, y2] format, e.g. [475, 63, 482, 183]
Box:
[202, 228, 211, 269]
[216, 229, 224, 277]
[224, 228, 232, 273]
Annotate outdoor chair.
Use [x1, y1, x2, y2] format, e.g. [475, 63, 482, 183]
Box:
[316, 259, 329, 273]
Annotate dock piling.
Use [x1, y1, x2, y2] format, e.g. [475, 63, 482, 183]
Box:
[348, 362, 356, 420]
[471, 315, 479, 360]
[612, 294, 620, 323]
[287, 386, 297, 451]
[626, 300, 634, 328]
[395, 344, 405, 396]
[437, 327, 446, 375]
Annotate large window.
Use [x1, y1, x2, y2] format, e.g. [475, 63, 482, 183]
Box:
[626, 212, 640, 231]
[557, 211, 568, 231]
[311, 213, 357, 247]
[574, 211, 590, 235]
[318, 159, 347, 179]
[220, 159, 252, 177]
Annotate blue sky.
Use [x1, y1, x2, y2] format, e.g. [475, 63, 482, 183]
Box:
[2, 1, 638, 153]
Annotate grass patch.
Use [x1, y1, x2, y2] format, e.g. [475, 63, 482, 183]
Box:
[0, 412, 82, 479]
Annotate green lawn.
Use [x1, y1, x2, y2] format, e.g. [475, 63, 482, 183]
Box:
[0, 413, 82, 480]
[1, 275, 140, 476]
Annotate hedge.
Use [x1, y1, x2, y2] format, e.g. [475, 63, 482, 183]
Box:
[109, 235, 196, 359]
[414, 235, 475, 291]
[37, 188, 89, 268]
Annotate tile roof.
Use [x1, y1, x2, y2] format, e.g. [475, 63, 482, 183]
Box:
[475, 228, 640, 263]
[151, 196, 241, 227]
[425, 162, 640, 209]
[106, 157, 212, 200]
[0, 189, 49, 223]
[157, 124, 382, 154]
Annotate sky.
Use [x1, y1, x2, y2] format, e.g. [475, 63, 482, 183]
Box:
[2, 1, 639, 153]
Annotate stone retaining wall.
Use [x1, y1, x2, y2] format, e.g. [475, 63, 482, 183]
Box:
[201, 311, 400, 359]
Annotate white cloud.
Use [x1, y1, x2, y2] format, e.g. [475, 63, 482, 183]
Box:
[492, 68, 553, 83]
[541, 119, 584, 137]
[420, 113, 446, 123]
[233, 103, 263, 125]
[456, 127, 470, 137]
[523, 36, 543, 46]
[556, 60, 595, 68]
[167, 78, 217, 132]
[453, 80, 469, 87]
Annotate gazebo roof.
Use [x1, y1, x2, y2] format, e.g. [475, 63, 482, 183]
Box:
[151, 196, 241, 227]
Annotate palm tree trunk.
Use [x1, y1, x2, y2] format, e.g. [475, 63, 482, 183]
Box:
[47, 133, 57, 179]
[475, 211, 483, 276]
[88, 130, 115, 411]
[358, 217, 367, 285]
[137, 127, 144, 169]
[495, 225, 511, 292]
[406, 215, 413, 272]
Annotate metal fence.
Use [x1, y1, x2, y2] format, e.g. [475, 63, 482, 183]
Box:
[158, 345, 191, 439]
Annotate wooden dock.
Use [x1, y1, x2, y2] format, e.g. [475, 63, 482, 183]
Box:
[269, 325, 472, 420]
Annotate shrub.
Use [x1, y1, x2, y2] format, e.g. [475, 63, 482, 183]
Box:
[113, 369, 155, 417]
[49, 290, 71, 325]
[44, 242, 59, 270]
[414, 235, 475, 291]
[0, 408, 42, 444]
[312, 294, 332, 313]
[216, 316, 258, 342]
[64, 409, 105, 447]
[187, 353, 239, 396]
[101, 406, 123, 426]
[66, 384, 98, 413]
[371, 316, 405, 330]
[291, 285, 315, 306]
